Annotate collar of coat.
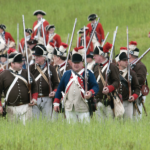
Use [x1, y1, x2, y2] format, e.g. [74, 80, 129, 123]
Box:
[9, 67, 22, 74]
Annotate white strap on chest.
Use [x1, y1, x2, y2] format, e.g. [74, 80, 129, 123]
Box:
[5, 76, 18, 102]
[48, 33, 56, 43]
[96, 63, 108, 82]
[65, 69, 85, 94]
[122, 69, 128, 78]
[35, 67, 47, 81]
[11, 73, 28, 87]
[33, 19, 46, 31]
[59, 65, 65, 72]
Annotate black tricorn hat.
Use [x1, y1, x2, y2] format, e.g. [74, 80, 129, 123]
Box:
[72, 54, 83, 63]
[0, 24, 6, 30]
[33, 10, 46, 16]
[78, 27, 89, 34]
[27, 38, 38, 45]
[9, 53, 23, 63]
[53, 47, 58, 56]
[33, 44, 48, 56]
[119, 52, 129, 61]
[88, 14, 97, 21]
[0, 54, 7, 58]
[25, 28, 32, 34]
[93, 46, 103, 55]
[45, 25, 55, 31]
[86, 52, 93, 59]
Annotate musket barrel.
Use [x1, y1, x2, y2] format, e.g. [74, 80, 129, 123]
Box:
[102, 32, 109, 47]
[64, 18, 77, 73]
[86, 18, 100, 53]
[22, 15, 31, 84]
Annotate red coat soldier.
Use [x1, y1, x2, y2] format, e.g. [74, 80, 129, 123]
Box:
[77, 27, 93, 55]
[31, 10, 49, 40]
[0, 24, 15, 44]
[86, 14, 105, 48]
[19, 28, 32, 53]
[46, 25, 61, 48]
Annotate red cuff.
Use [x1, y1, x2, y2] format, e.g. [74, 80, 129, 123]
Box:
[0, 101, 2, 107]
[89, 89, 95, 97]
[53, 89, 57, 92]
[53, 98, 60, 103]
[107, 85, 115, 93]
[132, 94, 139, 100]
[32, 93, 38, 100]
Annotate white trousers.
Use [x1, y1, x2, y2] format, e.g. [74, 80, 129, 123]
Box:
[6, 104, 32, 125]
[123, 101, 133, 120]
[95, 102, 114, 121]
[32, 97, 53, 120]
[65, 109, 90, 123]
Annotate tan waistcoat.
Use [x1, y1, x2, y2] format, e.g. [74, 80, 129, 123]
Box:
[65, 81, 88, 113]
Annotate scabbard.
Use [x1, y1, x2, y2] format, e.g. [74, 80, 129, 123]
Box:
[134, 102, 141, 115]
[142, 101, 147, 116]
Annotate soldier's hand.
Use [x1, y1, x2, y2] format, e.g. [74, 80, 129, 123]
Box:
[49, 91, 55, 98]
[0, 106, 3, 114]
[85, 91, 92, 99]
[128, 96, 135, 102]
[29, 99, 37, 106]
[148, 33, 150, 38]
[102, 87, 109, 95]
[54, 106, 60, 112]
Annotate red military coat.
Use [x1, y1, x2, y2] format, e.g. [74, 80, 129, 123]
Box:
[4, 32, 15, 44]
[86, 22, 105, 45]
[46, 34, 61, 48]
[31, 20, 49, 38]
[78, 36, 94, 55]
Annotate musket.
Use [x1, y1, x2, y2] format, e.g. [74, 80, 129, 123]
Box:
[22, 15, 32, 102]
[105, 26, 118, 86]
[86, 18, 100, 53]
[84, 26, 88, 94]
[110, 26, 118, 63]
[102, 32, 109, 47]
[19, 43, 24, 54]
[131, 48, 150, 69]
[6, 38, 10, 70]
[66, 33, 70, 45]
[77, 31, 79, 47]
[41, 18, 52, 93]
[64, 18, 77, 73]
[127, 26, 140, 114]
[17, 23, 19, 51]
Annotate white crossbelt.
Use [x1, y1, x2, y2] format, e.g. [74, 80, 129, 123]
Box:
[65, 69, 85, 95]
[35, 67, 47, 81]
[5, 76, 18, 102]
[96, 63, 108, 82]
[34, 19, 46, 31]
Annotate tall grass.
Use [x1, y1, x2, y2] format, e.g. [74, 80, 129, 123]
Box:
[0, 109, 150, 150]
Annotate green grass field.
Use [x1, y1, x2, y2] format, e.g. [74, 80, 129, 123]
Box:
[0, 0, 150, 149]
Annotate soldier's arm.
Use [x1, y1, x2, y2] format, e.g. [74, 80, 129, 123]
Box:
[30, 73, 38, 100]
[88, 70, 99, 97]
[50, 65, 59, 92]
[98, 23, 105, 41]
[56, 35, 62, 48]
[107, 64, 120, 93]
[53, 72, 67, 104]
[136, 64, 147, 85]
[0, 72, 4, 113]
[8, 32, 15, 42]
[131, 71, 140, 100]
